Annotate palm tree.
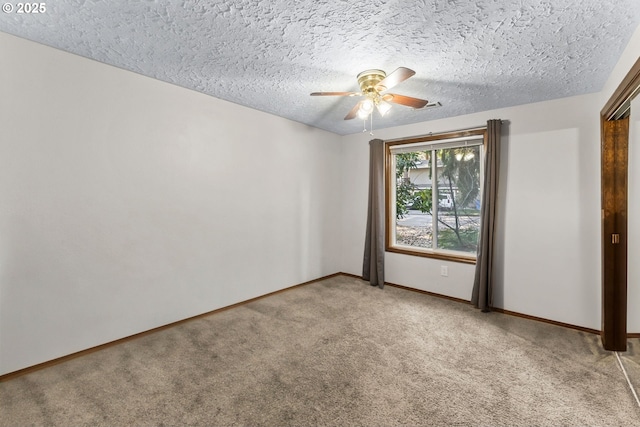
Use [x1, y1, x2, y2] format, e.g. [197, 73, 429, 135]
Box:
[437, 146, 481, 250]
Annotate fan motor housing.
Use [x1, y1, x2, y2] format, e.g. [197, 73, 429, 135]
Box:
[357, 69, 386, 94]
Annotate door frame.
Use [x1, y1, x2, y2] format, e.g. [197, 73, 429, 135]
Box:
[600, 57, 640, 351]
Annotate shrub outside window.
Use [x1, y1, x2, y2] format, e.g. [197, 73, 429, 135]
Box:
[386, 130, 485, 264]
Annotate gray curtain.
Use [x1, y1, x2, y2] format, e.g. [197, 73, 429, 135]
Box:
[471, 119, 502, 311]
[362, 139, 385, 288]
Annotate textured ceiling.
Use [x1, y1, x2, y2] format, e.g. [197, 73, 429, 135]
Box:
[2, 1, 640, 135]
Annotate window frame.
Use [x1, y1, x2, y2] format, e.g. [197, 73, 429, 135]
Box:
[385, 128, 487, 264]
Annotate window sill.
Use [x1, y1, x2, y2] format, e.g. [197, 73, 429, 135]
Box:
[386, 245, 477, 265]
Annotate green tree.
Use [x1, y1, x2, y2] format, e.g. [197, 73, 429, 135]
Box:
[395, 152, 420, 219]
[413, 187, 433, 214]
[437, 147, 481, 251]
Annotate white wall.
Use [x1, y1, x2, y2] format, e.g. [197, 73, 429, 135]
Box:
[0, 32, 342, 375]
[340, 95, 602, 330]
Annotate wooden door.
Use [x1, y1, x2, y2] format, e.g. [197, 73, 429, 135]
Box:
[601, 117, 629, 351]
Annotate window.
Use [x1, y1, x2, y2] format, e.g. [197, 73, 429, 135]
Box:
[385, 129, 485, 263]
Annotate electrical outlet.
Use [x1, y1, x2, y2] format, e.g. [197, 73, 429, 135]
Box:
[440, 265, 448, 277]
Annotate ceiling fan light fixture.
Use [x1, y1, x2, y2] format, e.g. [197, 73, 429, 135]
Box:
[376, 100, 392, 116]
[310, 67, 430, 129]
[361, 98, 374, 112]
[357, 107, 371, 120]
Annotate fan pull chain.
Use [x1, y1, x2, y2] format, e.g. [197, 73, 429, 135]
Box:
[369, 110, 374, 136]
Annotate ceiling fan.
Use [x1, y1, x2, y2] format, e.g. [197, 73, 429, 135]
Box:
[311, 67, 431, 120]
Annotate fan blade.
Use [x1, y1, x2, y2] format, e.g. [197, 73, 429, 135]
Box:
[383, 93, 429, 109]
[310, 92, 360, 97]
[344, 101, 363, 120]
[375, 67, 415, 92]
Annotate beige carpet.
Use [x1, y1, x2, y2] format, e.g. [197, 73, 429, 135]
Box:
[1, 274, 639, 426]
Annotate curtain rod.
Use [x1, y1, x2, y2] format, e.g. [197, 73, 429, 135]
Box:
[383, 121, 503, 144]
